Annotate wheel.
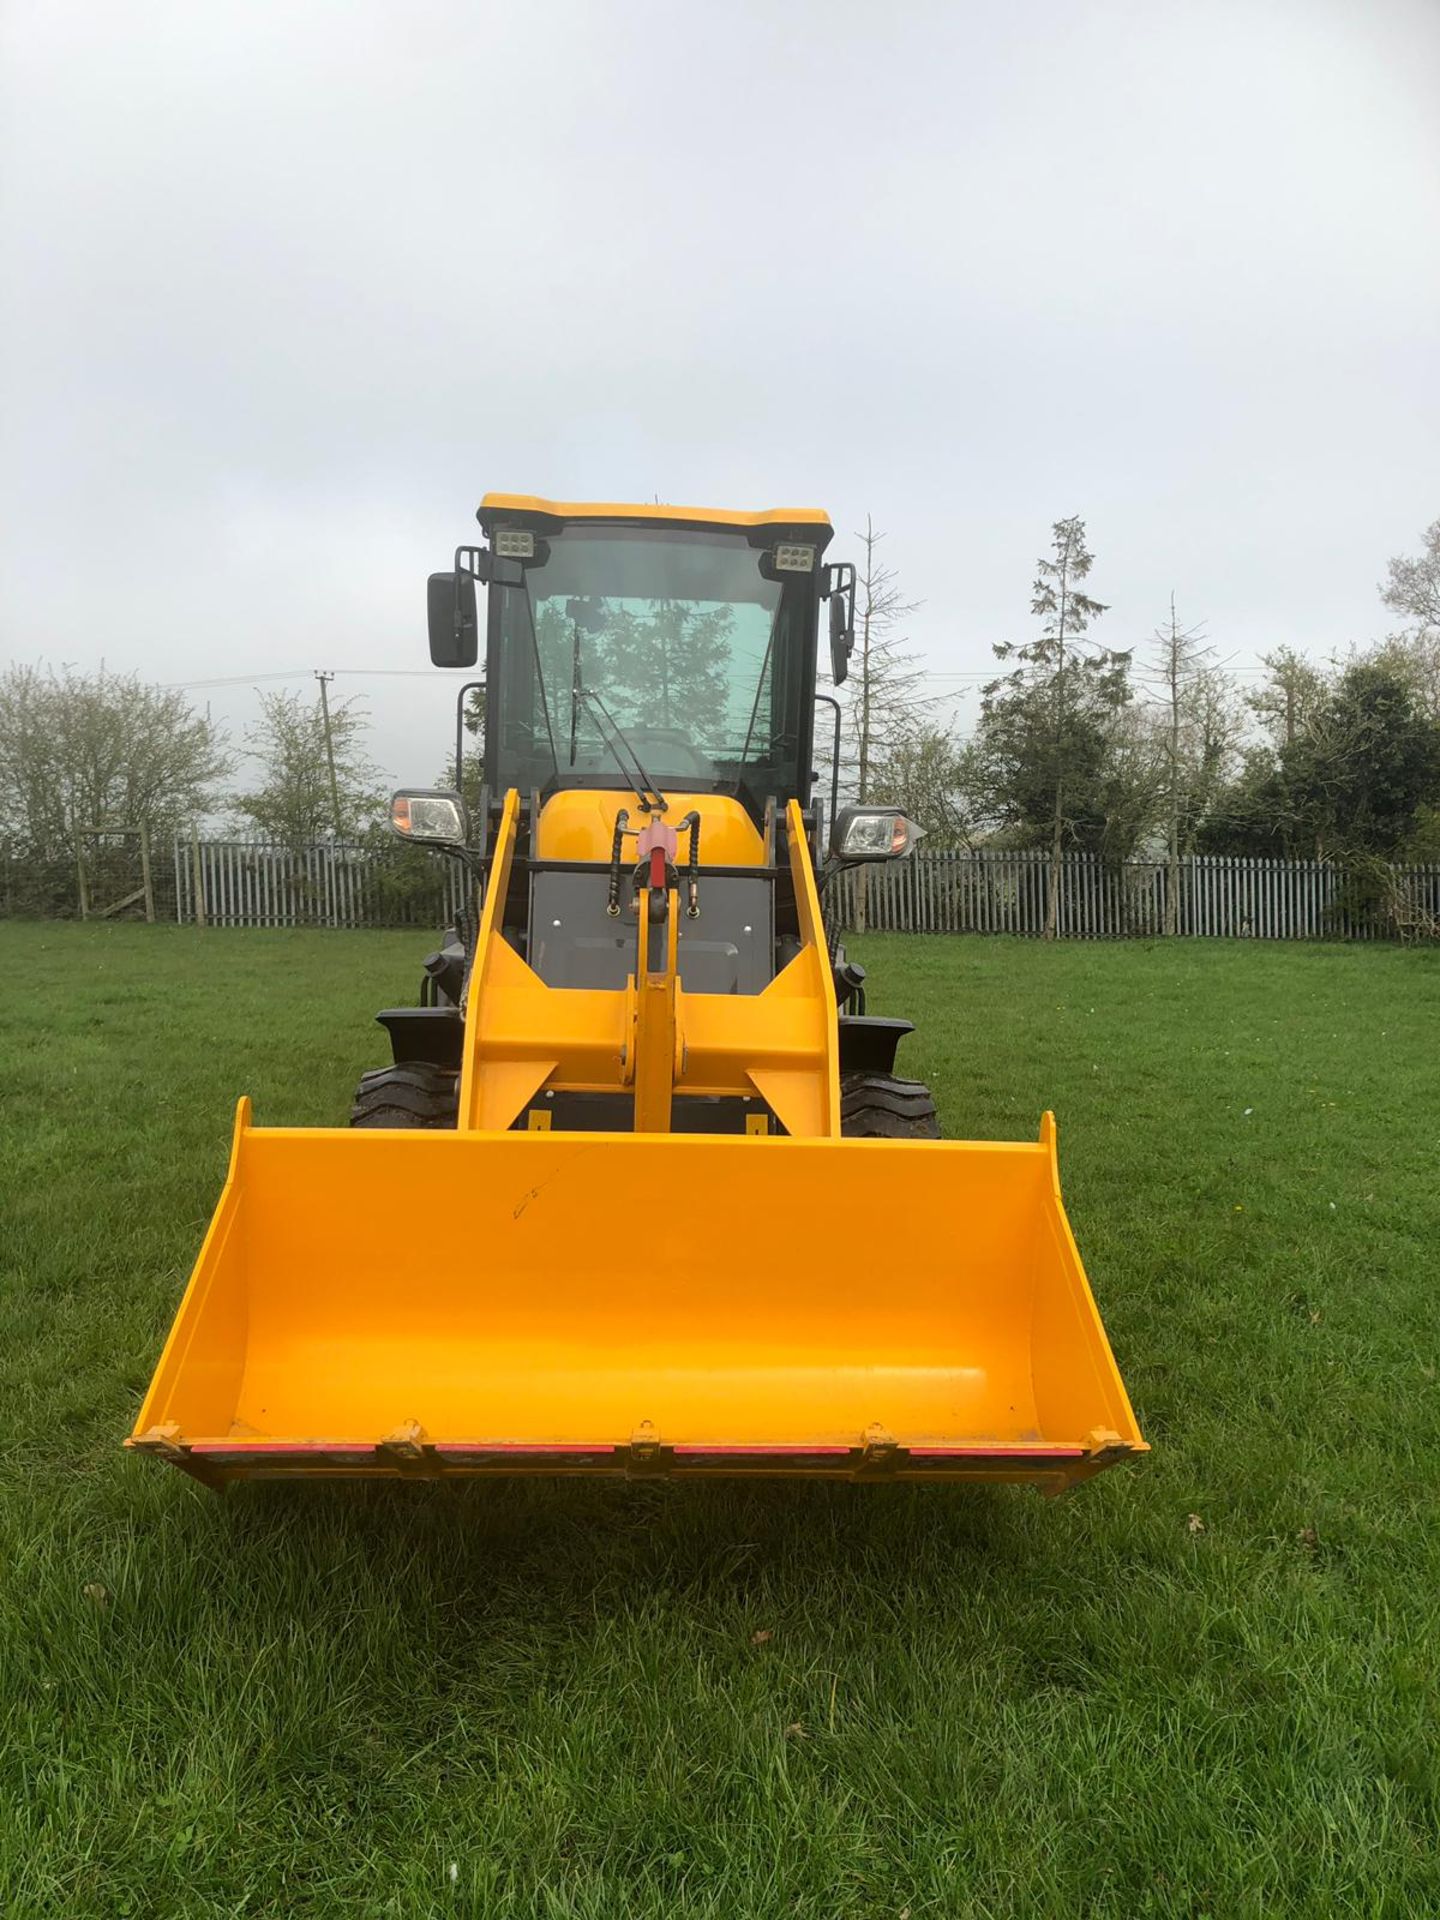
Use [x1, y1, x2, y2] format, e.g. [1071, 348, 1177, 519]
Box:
[840, 1071, 941, 1139]
[349, 1061, 459, 1129]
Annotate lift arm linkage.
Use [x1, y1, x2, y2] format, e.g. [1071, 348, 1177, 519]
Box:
[457, 790, 840, 1137]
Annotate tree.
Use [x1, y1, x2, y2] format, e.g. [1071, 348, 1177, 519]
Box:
[840, 517, 932, 803]
[1284, 661, 1440, 859]
[1248, 646, 1329, 749]
[976, 517, 1130, 936]
[1365, 631, 1440, 724]
[1146, 599, 1243, 930]
[234, 686, 381, 848]
[869, 723, 972, 846]
[1199, 648, 1329, 858]
[0, 662, 231, 854]
[1381, 518, 1440, 634]
[1375, 520, 1440, 722]
[1094, 701, 1167, 865]
[1195, 747, 1296, 857]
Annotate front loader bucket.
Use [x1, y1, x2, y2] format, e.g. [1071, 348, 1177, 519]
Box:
[130, 1100, 1145, 1492]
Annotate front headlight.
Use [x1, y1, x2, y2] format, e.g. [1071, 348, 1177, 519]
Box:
[390, 789, 469, 847]
[831, 806, 926, 861]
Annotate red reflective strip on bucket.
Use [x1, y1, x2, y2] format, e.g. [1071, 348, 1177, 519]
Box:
[430, 1445, 625, 1467]
[908, 1445, 1086, 1458]
[436, 1442, 617, 1454]
[189, 1442, 375, 1456]
[672, 1445, 851, 1456]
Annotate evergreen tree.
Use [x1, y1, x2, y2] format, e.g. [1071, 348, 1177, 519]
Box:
[976, 517, 1130, 935]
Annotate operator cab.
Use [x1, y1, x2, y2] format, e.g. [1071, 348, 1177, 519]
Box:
[468, 497, 842, 830]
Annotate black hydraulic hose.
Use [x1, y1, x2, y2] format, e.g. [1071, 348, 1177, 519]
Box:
[606, 809, 629, 917]
[675, 811, 701, 916]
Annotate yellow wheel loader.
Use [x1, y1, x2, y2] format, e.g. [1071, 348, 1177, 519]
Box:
[129, 496, 1145, 1493]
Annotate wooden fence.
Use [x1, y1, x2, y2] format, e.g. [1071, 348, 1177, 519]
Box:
[833, 849, 1440, 941]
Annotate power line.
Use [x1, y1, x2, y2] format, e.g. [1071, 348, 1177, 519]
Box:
[159, 667, 448, 691]
[159, 669, 310, 690]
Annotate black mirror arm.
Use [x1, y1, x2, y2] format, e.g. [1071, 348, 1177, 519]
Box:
[813, 693, 842, 835]
[453, 547, 488, 655]
[817, 851, 875, 891]
[428, 840, 487, 884]
[823, 562, 857, 686]
[454, 679, 484, 795]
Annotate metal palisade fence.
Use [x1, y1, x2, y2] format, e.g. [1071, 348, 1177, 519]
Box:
[832, 848, 1440, 941]
[0, 834, 474, 927]
[172, 838, 474, 929]
[3, 836, 1438, 940]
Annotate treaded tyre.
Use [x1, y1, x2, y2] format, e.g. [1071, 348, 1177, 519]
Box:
[840, 1071, 941, 1139]
[350, 1062, 459, 1129]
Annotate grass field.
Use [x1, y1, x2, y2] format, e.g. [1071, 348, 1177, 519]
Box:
[2, 921, 1438, 1917]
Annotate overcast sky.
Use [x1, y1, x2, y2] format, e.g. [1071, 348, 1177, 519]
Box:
[3, 0, 1437, 793]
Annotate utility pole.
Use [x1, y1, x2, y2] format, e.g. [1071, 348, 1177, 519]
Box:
[315, 670, 343, 838]
[1164, 595, 1183, 938]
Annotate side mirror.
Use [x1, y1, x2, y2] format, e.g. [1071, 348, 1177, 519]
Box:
[830, 805, 925, 863]
[829, 592, 853, 685]
[427, 571, 479, 668]
[823, 560, 856, 686]
[390, 789, 469, 848]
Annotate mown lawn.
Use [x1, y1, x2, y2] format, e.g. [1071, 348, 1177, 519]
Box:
[2, 921, 1437, 1918]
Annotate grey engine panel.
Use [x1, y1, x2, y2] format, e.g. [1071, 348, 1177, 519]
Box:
[529, 871, 773, 994]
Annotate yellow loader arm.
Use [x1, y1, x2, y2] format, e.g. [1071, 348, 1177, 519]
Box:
[460, 793, 841, 1138]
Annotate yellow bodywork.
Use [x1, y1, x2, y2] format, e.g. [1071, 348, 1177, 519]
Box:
[535, 789, 766, 865]
[479, 494, 833, 535]
[128, 788, 1146, 1492]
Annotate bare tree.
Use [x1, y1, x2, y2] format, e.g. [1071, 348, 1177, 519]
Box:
[1097, 700, 1168, 864]
[1147, 598, 1242, 933]
[1365, 523, 1440, 723]
[1381, 517, 1440, 633]
[0, 662, 232, 855]
[840, 517, 931, 803]
[233, 686, 381, 849]
[827, 518, 937, 929]
[1160, 598, 1200, 928]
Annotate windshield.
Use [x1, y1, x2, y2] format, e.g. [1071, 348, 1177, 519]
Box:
[488, 526, 814, 811]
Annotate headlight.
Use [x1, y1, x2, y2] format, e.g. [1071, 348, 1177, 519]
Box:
[831, 807, 925, 861]
[390, 790, 469, 846]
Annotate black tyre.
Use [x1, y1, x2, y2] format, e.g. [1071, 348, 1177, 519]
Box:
[350, 1061, 459, 1130]
[840, 1071, 940, 1139]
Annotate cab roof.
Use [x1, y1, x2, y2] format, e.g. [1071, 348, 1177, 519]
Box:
[477, 493, 833, 545]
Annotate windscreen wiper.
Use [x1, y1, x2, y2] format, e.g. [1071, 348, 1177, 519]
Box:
[579, 690, 667, 814]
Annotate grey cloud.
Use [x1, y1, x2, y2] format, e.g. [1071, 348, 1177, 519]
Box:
[3, 0, 1437, 784]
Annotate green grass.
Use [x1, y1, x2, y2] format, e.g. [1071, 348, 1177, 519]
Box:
[2, 921, 1437, 1917]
